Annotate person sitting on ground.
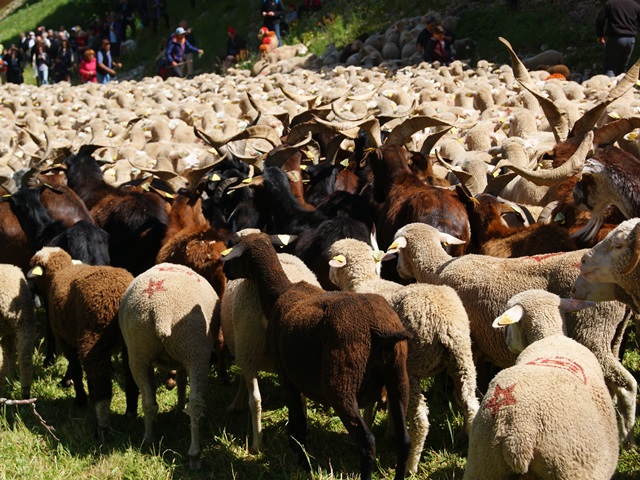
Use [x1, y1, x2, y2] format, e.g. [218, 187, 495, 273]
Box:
[416, 16, 454, 61]
[424, 25, 452, 65]
[222, 26, 247, 73]
[165, 26, 203, 78]
[97, 39, 121, 84]
[78, 48, 97, 83]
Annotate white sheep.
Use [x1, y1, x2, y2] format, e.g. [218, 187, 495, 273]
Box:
[387, 222, 636, 445]
[118, 262, 219, 470]
[221, 250, 320, 453]
[0, 264, 36, 399]
[328, 238, 479, 474]
[464, 289, 619, 480]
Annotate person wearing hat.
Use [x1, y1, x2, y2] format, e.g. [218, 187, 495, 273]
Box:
[165, 26, 203, 78]
[222, 26, 247, 73]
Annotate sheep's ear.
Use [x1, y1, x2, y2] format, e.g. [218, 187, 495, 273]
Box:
[329, 254, 346, 268]
[439, 231, 466, 246]
[621, 223, 640, 275]
[269, 234, 297, 247]
[27, 266, 44, 278]
[371, 250, 385, 263]
[220, 244, 245, 261]
[559, 298, 596, 312]
[492, 304, 524, 328]
[386, 236, 407, 254]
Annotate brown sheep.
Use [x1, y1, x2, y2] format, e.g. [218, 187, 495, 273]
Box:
[221, 232, 411, 480]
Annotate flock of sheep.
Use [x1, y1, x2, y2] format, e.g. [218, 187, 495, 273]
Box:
[1, 8, 640, 479]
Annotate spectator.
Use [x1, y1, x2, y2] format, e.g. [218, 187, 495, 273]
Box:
[3, 45, 24, 84]
[35, 43, 50, 85]
[107, 11, 124, 58]
[282, 3, 298, 36]
[18, 32, 29, 56]
[179, 19, 196, 77]
[222, 26, 247, 73]
[261, 0, 284, 45]
[148, 0, 170, 35]
[0, 44, 6, 84]
[52, 38, 74, 83]
[96, 39, 121, 84]
[416, 16, 454, 62]
[165, 26, 202, 78]
[118, 0, 136, 40]
[423, 25, 451, 65]
[78, 48, 97, 83]
[596, 0, 640, 76]
[258, 26, 279, 56]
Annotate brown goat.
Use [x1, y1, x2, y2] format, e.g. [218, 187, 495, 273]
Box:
[222, 233, 411, 480]
[363, 144, 470, 257]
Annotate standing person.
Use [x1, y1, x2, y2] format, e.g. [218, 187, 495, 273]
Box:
[118, 0, 136, 40]
[261, 0, 284, 45]
[79, 48, 97, 83]
[96, 39, 121, 84]
[165, 26, 203, 78]
[3, 45, 24, 84]
[52, 38, 74, 83]
[596, 0, 640, 77]
[179, 19, 196, 77]
[35, 43, 50, 85]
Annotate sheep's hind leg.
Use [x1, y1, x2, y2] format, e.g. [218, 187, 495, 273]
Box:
[130, 357, 158, 444]
[246, 375, 263, 453]
[185, 366, 208, 471]
[406, 379, 429, 475]
[60, 342, 86, 406]
[333, 401, 376, 480]
[282, 381, 309, 471]
[16, 321, 35, 399]
[176, 368, 188, 413]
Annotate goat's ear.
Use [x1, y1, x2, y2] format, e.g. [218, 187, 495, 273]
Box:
[329, 254, 346, 268]
[220, 244, 246, 262]
[622, 223, 640, 275]
[269, 234, 297, 248]
[492, 304, 524, 328]
[559, 298, 596, 312]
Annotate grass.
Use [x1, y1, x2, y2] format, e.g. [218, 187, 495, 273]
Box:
[0, 325, 638, 479]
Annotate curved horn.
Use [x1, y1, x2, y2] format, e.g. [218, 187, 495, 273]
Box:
[386, 115, 455, 147]
[213, 176, 240, 202]
[571, 57, 640, 138]
[497, 130, 593, 186]
[499, 37, 569, 142]
[537, 200, 560, 224]
[228, 125, 282, 148]
[312, 115, 382, 147]
[593, 116, 640, 146]
[621, 222, 640, 275]
[420, 126, 453, 156]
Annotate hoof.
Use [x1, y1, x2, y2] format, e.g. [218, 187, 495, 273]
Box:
[189, 455, 202, 471]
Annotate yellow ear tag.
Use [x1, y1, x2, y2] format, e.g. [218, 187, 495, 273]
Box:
[371, 250, 385, 263]
[221, 248, 233, 257]
[278, 234, 291, 246]
[211, 174, 221, 181]
[242, 177, 253, 184]
[30, 266, 44, 276]
[300, 164, 307, 170]
[329, 254, 346, 268]
[340, 159, 349, 168]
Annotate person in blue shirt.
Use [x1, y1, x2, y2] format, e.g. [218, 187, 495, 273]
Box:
[261, 0, 284, 45]
[165, 26, 203, 78]
[96, 39, 121, 84]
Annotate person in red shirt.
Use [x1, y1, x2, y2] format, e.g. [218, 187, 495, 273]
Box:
[78, 49, 97, 83]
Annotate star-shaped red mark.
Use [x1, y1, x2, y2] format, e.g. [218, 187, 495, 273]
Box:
[484, 383, 517, 416]
[142, 278, 167, 298]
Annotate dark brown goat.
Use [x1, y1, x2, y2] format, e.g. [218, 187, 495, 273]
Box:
[63, 146, 169, 276]
[222, 233, 411, 480]
[363, 144, 470, 255]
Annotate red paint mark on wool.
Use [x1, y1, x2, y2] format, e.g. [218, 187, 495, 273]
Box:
[143, 278, 167, 298]
[484, 383, 517, 416]
[525, 356, 587, 384]
[528, 252, 564, 262]
[156, 266, 201, 282]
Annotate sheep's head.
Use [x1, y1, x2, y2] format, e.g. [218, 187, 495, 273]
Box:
[492, 289, 594, 353]
[328, 238, 384, 288]
[386, 223, 464, 280]
[580, 218, 640, 283]
[571, 273, 619, 302]
[221, 232, 294, 280]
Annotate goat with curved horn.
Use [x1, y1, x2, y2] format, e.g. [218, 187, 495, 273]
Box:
[499, 37, 570, 143]
[593, 116, 640, 146]
[386, 115, 456, 147]
[495, 131, 594, 187]
[312, 115, 382, 148]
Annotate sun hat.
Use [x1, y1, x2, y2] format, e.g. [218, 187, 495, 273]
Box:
[175, 27, 186, 35]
